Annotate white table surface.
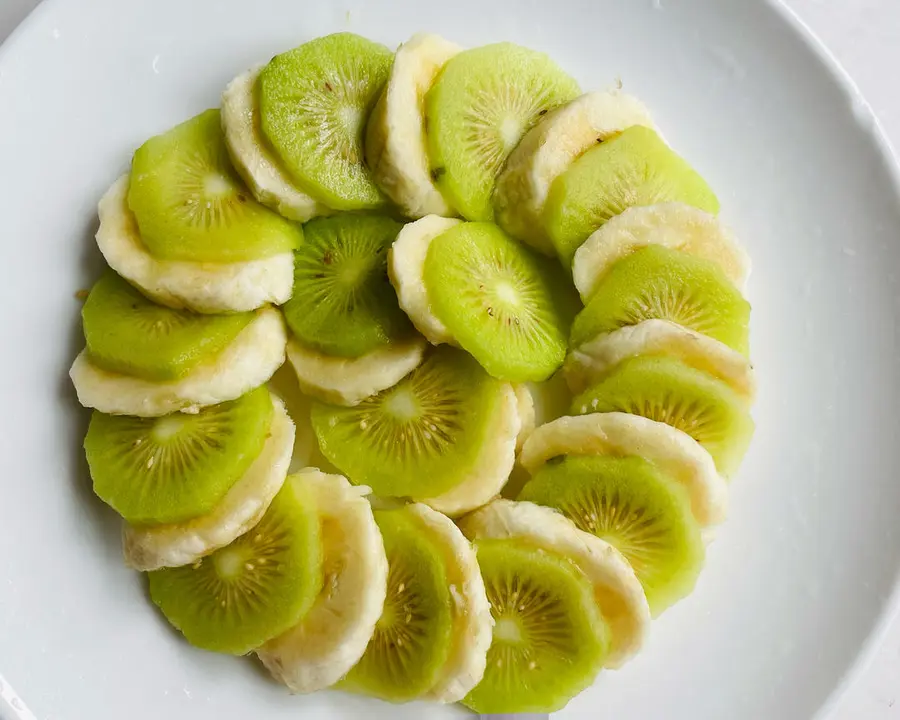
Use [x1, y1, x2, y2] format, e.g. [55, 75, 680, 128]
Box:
[1, 0, 898, 717]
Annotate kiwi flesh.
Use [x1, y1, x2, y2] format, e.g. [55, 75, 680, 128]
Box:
[311, 346, 506, 498]
[423, 222, 580, 382]
[82, 272, 254, 381]
[571, 355, 755, 477]
[147, 475, 323, 654]
[463, 538, 609, 714]
[128, 109, 302, 262]
[281, 214, 414, 358]
[543, 125, 719, 266]
[519, 454, 705, 615]
[425, 43, 580, 221]
[569, 244, 750, 354]
[341, 507, 453, 702]
[259, 33, 392, 211]
[85, 386, 274, 526]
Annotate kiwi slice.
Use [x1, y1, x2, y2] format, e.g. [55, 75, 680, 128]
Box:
[543, 125, 719, 266]
[571, 356, 755, 477]
[258, 33, 392, 211]
[423, 222, 580, 382]
[569, 244, 751, 354]
[341, 507, 453, 702]
[128, 109, 302, 262]
[463, 538, 609, 714]
[519, 455, 705, 614]
[85, 386, 273, 525]
[311, 346, 506, 497]
[425, 43, 580, 221]
[281, 214, 414, 358]
[147, 475, 323, 654]
[82, 272, 254, 381]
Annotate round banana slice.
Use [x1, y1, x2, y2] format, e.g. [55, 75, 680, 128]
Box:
[519, 412, 727, 527]
[257, 470, 388, 693]
[388, 215, 461, 345]
[96, 175, 294, 314]
[366, 32, 462, 218]
[565, 319, 756, 400]
[405, 504, 492, 703]
[494, 90, 654, 255]
[285, 336, 427, 407]
[416, 383, 520, 517]
[71, 307, 287, 417]
[514, 384, 536, 452]
[221, 66, 329, 223]
[122, 394, 294, 570]
[572, 203, 751, 302]
[458, 499, 650, 669]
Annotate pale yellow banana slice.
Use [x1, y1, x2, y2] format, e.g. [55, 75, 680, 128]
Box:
[458, 499, 650, 669]
[415, 383, 520, 517]
[285, 336, 426, 407]
[257, 470, 388, 693]
[70, 307, 287, 417]
[366, 33, 461, 218]
[122, 394, 294, 570]
[494, 90, 654, 255]
[514, 384, 536, 452]
[96, 175, 293, 314]
[565, 319, 756, 400]
[221, 66, 329, 222]
[388, 215, 461, 345]
[572, 203, 751, 302]
[519, 412, 727, 527]
[406, 504, 492, 703]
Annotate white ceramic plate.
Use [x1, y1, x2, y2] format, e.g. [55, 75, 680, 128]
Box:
[1, 0, 899, 718]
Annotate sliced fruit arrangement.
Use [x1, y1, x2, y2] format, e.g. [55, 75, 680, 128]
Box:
[494, 90, 655, 255]
[70, 27, 759, 716]
[422, 221, 581, 381]
[425, 42, 581, 220]
[544, 125, 719, 267]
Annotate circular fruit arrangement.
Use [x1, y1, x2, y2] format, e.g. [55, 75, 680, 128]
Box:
[69, 30, 756, 714]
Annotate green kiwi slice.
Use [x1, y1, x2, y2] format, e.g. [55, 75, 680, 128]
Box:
[423, 222, 580, 382]
[519, 455, 705, 615]
[543, 126, 719, 266]
[128, 109, 302, 262]
[281, 214, 413, 358]
[82, 272, 254, 381]
[85, 386, 273, 526]
[463, 538, 609, 714]
[258, 33, 392, 211]
[311, 346, 505, 497]
[341, 507, 453, 702]
[147, 475, 323, 654]
[569, 244, 751, 353]
[571, 356, 755, 477]
[425, 43, 580, 221]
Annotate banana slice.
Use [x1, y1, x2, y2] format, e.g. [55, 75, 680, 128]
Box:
[221, 66, 329, 222]
[257, 470, 388, 693]
[96, 175, 293, 314]
[404, 504, 492, 703]
[122, 394, 294, 570]
[565, 319, 756, 400]
[285, 336, 427, 407]
[71, 307, 287, 417]
[514, 384, 535, 452]
[519, 412, 727, 527]
[416, 383, 520, 517]
[572, 203, 751, 302]
[494, 90, 654, 255]
[388, 215, 461, 345]
[459, 499, 650, 669]
[366, 32, 462, 218]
